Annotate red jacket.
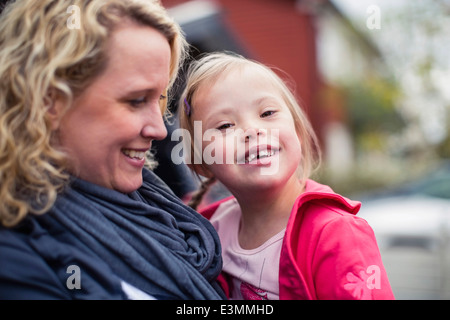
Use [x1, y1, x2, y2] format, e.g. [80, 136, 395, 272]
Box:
[200, 179, 395, 300]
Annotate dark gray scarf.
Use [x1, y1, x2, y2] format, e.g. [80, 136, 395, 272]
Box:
[40, 168, 224, 299]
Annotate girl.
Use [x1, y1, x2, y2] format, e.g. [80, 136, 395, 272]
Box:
[179, 52, 394, 300]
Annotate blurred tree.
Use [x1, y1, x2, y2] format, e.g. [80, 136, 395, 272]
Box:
[343, 76, 404, 155]
[318, 0, 450, 196]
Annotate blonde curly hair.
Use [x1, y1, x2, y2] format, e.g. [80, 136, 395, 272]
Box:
[0, 0, 187, 227]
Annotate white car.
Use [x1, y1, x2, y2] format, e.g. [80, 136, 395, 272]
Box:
[356, 162, 450, 300]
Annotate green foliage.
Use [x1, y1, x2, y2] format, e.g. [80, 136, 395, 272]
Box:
[343, 76, 405, 153]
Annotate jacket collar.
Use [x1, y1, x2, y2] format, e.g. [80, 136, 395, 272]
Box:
[297, 179, 361, 215]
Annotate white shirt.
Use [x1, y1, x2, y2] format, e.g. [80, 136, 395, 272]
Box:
[121, 281, 157, 300]
[210, 199, 284, 300]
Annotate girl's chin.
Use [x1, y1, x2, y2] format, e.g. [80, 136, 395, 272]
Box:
[230, 175, 285, 192]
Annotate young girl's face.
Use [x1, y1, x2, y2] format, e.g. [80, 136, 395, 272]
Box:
[191, 65, 302, 196]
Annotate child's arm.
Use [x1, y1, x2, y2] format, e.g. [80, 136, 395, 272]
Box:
[312, 215, 395, 300]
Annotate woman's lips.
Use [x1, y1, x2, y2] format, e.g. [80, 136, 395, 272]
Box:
[122, 148, 146, 161]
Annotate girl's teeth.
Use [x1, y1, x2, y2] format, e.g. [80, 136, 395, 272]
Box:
[247, 154, 257, 162]
[246, 150, 275, 162]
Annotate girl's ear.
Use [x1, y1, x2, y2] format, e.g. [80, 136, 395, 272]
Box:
[44, 89, 66, 131]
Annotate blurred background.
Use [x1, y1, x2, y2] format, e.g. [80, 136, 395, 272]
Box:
[152, 0, 450, 299]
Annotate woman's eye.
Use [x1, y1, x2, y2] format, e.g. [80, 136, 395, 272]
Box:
[261, 110, 275, 118]
[129, 96, 147, 107]
[217, 123, 233, 131]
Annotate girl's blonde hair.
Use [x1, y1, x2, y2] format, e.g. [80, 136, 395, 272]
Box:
[179, 52, 321, 208]
[0, 0, 187, 227]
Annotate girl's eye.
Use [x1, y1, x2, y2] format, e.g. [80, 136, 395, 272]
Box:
[217, 123, 233, 131]
[261, 110, 275, 118]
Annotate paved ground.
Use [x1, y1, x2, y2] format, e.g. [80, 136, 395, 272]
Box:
[380, 246, 450, 300]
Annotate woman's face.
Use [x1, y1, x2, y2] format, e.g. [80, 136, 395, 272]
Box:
[53, 21, 171, 193]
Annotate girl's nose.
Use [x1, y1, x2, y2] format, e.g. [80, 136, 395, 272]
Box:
[243, 128, 266, 142]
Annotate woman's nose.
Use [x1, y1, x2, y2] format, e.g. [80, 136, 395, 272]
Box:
[141, 108, 168, 141]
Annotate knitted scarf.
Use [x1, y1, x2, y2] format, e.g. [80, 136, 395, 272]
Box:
[39, 169, 224, 299]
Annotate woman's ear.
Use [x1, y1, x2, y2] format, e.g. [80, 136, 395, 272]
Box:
[44, 89, 66, 131]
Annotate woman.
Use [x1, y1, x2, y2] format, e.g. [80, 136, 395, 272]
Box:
[0, 0, 224, 300]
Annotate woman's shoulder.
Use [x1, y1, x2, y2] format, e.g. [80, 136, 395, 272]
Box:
[0, 219, 41, 258]
[0, 218, 125, 300]
[0, 222, 71, 299]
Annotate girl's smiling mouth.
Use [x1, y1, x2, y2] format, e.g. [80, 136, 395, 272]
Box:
[241, 145, 280, 164]
[245, 149, 277, 163]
